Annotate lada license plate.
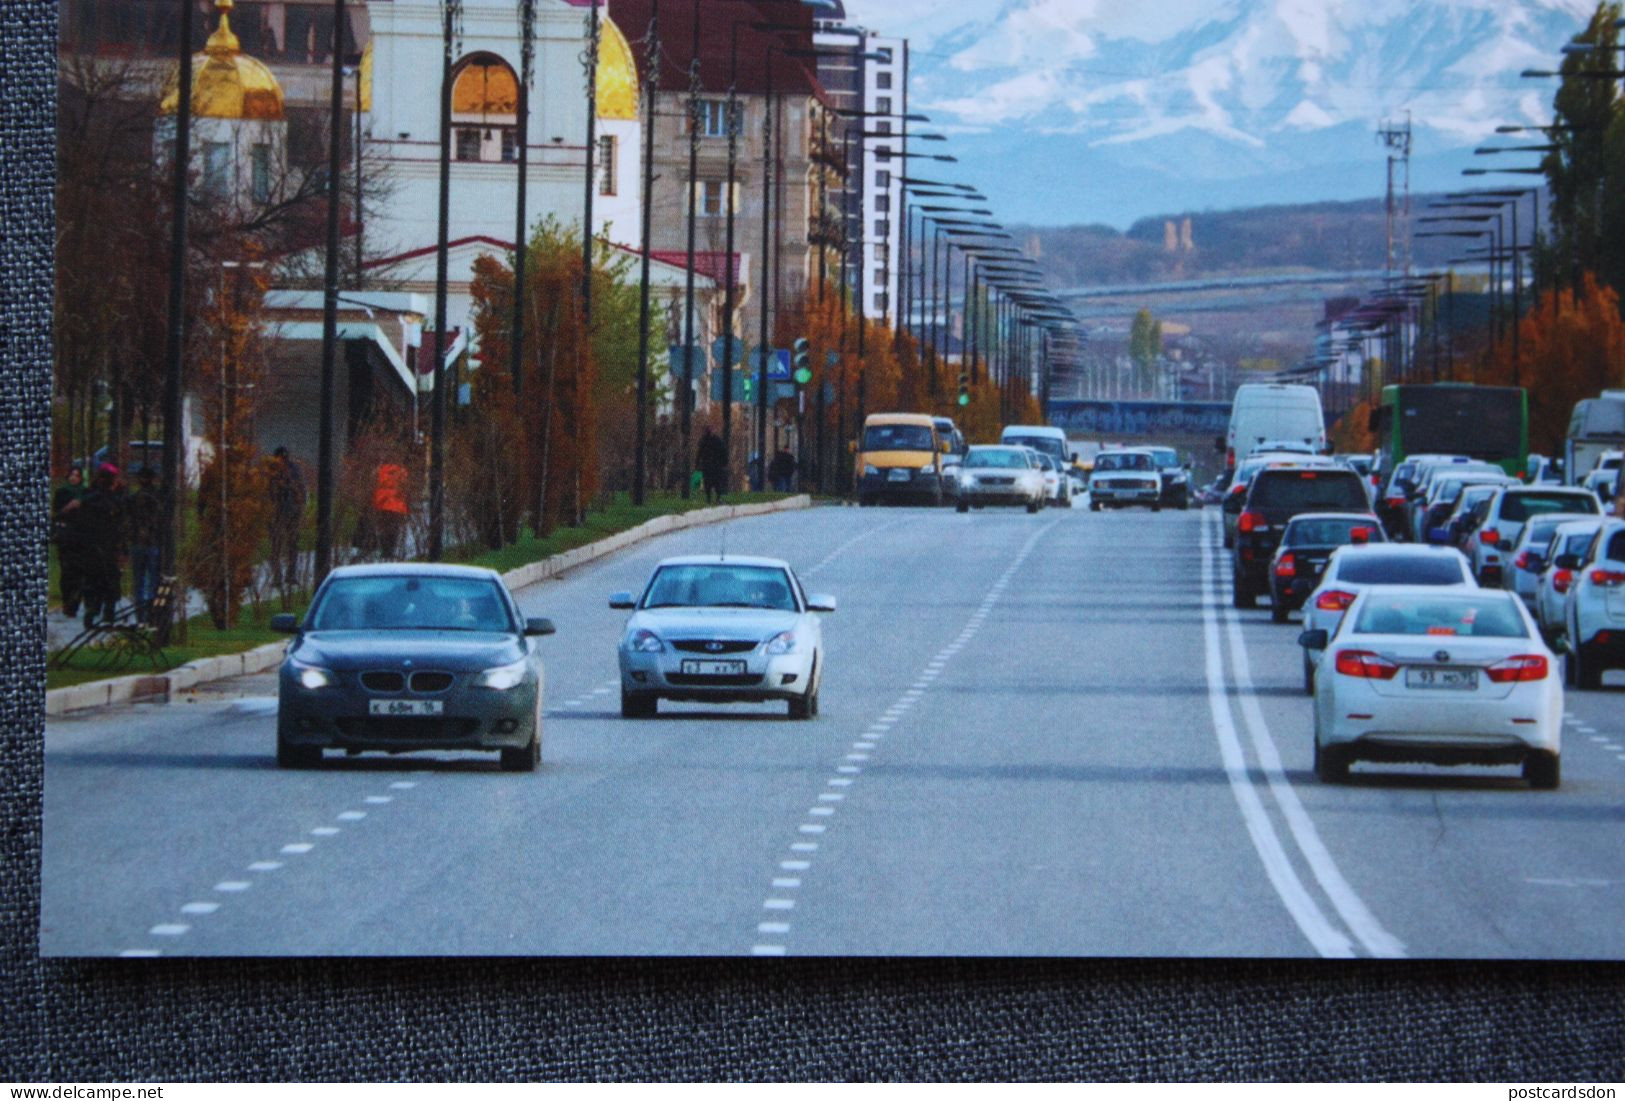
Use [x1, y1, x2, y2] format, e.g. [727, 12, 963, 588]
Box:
[681, 659, 747, 676]
[887, 468, 910, 482]
[369, 699, 445, 716]
[1405, 667, 1477, 691]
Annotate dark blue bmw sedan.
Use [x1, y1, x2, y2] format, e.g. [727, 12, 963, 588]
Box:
[272, 564, 555, 771]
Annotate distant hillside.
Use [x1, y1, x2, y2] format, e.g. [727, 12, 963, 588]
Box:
[1020, 195, 1472, 289]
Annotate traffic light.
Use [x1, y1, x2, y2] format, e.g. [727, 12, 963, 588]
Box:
[742, 372, 753, 400]
[792, 338, 812, 386]
[957, 371, 970, 407]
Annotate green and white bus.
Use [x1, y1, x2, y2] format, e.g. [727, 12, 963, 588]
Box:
[1372, 383, 1528, 479]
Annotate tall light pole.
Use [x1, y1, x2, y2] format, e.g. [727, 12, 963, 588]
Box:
[427, 0, 459, 562]
[160, 0, 195, 634]
[632, 0, 659, 506]
[678, 0, 703, 500]
[511, 0, 536, 402]
[314, 0, 347, 581]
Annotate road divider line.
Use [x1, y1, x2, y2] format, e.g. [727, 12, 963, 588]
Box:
[1200, 514, 1356, 958]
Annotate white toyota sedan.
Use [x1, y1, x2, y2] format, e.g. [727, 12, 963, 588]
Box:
[1302, 588, 1562, 788]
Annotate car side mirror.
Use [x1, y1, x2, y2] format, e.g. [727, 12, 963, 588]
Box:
[806, 593, 837, 613]
[609, 591, 636, 610]
[271, 613, 300, 634]
[524, 617, 556, 637]
[1554, 554, 1581, 571]
[1298, 628, 1329, 650]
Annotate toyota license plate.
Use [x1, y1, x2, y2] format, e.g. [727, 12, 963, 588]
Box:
[368, 699, 445, 716]
[681, 659, 747, 676]
[1405, 667, 1478, 691]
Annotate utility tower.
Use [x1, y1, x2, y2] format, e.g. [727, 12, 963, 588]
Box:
[1377, 114, 1413, 278]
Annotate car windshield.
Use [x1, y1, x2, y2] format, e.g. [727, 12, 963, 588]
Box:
[864, 424, 934, 452]
[1335, 555, 1467, 585]
[1500, 492, 1600, 523]
[642, 564, 798, 611]
[1250, 470, 1368, 511]
[966, 448, 1029, 469]
[1095, 453, 1152, 472]
[310, 576, 513, 632]
[1285, 518, 1380, 547]
[1005, 435, 1067, 462]
[1352, 594, 1528, 638]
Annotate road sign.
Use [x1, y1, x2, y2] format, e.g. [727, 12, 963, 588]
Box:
[711, 336, 749, 367]
[750, 347, 791, 381]
[711, 369, 750, 403]
[667, 345, 706, 378]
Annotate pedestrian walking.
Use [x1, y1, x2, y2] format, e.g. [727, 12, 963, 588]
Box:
[52, 467, 87, 617]
[78, 465, 126, 627]
[267, 446, 306, 592]
[769, 448, 796, 493]
[126, 467, 163, 624]
[696, 426, 727, 505]
[372, 461, 410, 560]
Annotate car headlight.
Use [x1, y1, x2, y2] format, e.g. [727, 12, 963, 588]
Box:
[628, 628, 664, 653]
[863, 464, 880, 476]
[476, 658, 529, 691]
[764, 630, 797, 655]
[291, 661, 334, 690]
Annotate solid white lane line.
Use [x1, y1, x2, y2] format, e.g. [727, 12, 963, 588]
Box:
[1219, 581, 1406, 959]
[1200, 516, 1356, 959]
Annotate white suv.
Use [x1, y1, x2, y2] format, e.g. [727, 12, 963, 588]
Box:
[1560, 518, 1625, 689]
[1463, 486, 1603, 587]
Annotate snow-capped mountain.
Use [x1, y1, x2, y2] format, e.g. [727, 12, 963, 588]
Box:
[840, 0, 1597, 226]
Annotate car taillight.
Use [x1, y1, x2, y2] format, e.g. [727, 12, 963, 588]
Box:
[1385, 496, 1406, 508]
[1591, 569, 1625, 586]
[1226, 449, 1236, 468]
[1228, 483, 1247, 497]
[1351, 526, 1374, 545]
[1514, 551, 1535, 571]
[1275, 553, 1296, 577]
[1486, 655, 1549, 683]
[1334, 650, 1399, 680]
[1553, 568, 1574, 594]
[1238, 510, 1265, 533]
[1315, 589, 1355, 611]
[1481, 528, 1500, 546]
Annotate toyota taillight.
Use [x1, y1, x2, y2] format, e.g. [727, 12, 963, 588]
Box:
[1334, 650, 1399, 680]
[1514, 551, 1537, 571]
[1591, 569, 1625, 586]
[1315, 589, 1355, 611]
[1486, 655, 1549, 683]
[1275, 553, 1296, 578]
[1481, 528, 1500, 546]
[1553, 568, 1574, 594]
[1238, 510, 1265, 534]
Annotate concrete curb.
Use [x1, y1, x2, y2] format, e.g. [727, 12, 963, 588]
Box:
[45, 494, 812, 717]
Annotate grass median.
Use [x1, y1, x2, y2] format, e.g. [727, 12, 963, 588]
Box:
[46, 490, 792, 693]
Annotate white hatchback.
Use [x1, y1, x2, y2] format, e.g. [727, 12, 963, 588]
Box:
[1302, 587, 1562, 788]
[1558, 518, 1625, 690]
[1534, 518, 1606, 643]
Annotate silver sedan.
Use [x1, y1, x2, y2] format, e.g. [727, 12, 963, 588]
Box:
[612, 555, 834, 719]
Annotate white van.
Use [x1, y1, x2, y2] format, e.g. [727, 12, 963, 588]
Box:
[1002, 425, 1070, 470]
[1221, 384, 1326, 468]
[1564, 391, 1625, 486]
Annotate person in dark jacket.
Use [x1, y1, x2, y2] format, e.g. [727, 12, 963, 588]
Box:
[267, 446, 306, 592]
[77, 465, 126, 627]
[53, 467, 87, 617]
[126, 467, 164, 624]
[768, 448, 796, 493]
[696, 426, 728, 505]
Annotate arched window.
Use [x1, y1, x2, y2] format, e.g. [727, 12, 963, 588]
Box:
[451, 52, 519, 162]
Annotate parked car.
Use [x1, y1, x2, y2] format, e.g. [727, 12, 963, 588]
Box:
[1534, 519, 1606, 644]
[1301, 587, 1562, 787]
[272, 564, 555, 771]
[612, 555, 833, 719]
[1299, 544, 1477, 695]
[1556, 517, 1625, 689]
[1464, 486, 1603, 587]
[1266, 512, 1384, 623]
[1232, 464, 1373, 609]
[956, 445, 1046, 513]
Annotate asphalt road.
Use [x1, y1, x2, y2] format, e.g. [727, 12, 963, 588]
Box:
[40, 502, 1625, 957]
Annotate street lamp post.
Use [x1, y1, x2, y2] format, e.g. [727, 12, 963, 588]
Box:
[314, 0, 347, 583]
[160, 0, 195, 637]
[631, 0, 658, 507]
[427, 0, 458, 562]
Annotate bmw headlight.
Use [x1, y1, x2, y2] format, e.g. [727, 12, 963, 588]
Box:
[764, 630, 797, 655]
[628, 628, 664, 653]
[291, 661, 334, 690]
[476, 658, 529, 691]
[863, 464, 880, 476]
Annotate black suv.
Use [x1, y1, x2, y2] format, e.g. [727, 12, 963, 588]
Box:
[1233, 466, 1372, 608]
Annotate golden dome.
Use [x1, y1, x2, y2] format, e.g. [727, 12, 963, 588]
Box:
[159, 0, 285, 121]
[597, 16, 639, 122]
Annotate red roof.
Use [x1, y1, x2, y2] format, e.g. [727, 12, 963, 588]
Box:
[609, 0, 827, 101]
[647, 249, 742, 285]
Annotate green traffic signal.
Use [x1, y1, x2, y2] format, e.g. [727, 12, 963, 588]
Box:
[957, 392, 970, 407]
[794, 366, 813, 385]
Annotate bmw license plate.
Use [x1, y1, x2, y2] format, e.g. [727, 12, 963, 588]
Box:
[368, 699, 444, 716]
[681, 659, 747, 676]
[1405, 667, 1478, 691]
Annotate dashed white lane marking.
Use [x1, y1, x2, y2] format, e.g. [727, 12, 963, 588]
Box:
[213, 881, 251, 893]
[1200, 514, 1357, 960]
[119, 949, 162, 958]
[247, 861, 282, 872]
[802, 518, 913, 577]
[180, 902, 220, 915]
[389, 781, 417, 790]
[364, 795, 392, 805]
[337, 811, 367, 822]
[747, 516, 1061, 955]
[149, 924, 190, 936]
[311, 827, 340, 836]
[281, 843, 314, 855]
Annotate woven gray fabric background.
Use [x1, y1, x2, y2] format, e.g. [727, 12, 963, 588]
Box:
[5, 2, 1623, 1081]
